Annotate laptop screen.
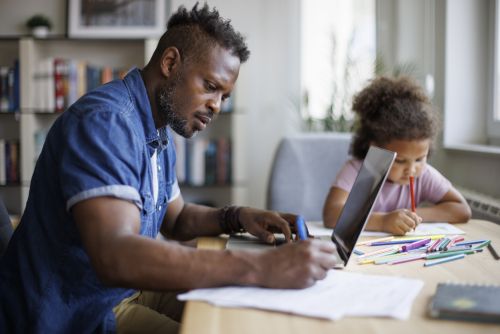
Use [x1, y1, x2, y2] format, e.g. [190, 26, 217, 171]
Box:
[332, 146, 396, 265]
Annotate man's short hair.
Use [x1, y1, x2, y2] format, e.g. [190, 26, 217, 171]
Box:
[152, 2, 250, 64]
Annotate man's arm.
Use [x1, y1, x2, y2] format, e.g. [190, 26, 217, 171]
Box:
[73, 196, 338, 291]
[161, 196, 295, 243]
[160, 195, 222, 240]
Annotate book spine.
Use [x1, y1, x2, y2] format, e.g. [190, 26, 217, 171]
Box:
[0, 139, 5, 185]
[173, 134, 186, 184]
[190, 139, 206, 186]
[54, 58, 66, 113]
[0, 66, 9, 112]
[12, 59, 20, 112]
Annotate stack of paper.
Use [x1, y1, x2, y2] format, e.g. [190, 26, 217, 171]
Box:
[178, 271, 423, 320]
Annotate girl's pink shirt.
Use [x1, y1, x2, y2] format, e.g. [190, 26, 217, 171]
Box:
[333, 159, 452, 212]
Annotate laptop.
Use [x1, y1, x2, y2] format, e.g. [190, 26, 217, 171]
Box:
[227, 145, 396, 268]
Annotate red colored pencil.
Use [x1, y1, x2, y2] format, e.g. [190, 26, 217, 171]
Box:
[409, 176, 416, 212]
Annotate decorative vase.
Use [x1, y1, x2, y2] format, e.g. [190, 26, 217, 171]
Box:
[32, 26, 49, 38]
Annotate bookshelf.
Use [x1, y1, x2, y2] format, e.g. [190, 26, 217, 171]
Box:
[174, 109, 248, 208]
[0, 36, 157, 215]
[0, 36, 247, 215]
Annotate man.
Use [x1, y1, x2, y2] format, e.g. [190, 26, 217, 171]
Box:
[0, 3, 338, 333]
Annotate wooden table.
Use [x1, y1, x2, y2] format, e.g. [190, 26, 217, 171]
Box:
[180, 220, 500, 334]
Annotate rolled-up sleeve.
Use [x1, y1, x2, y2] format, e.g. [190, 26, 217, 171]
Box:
[60, 108, 143, 211]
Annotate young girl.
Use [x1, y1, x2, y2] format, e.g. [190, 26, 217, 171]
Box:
[323, 76, 471, 235]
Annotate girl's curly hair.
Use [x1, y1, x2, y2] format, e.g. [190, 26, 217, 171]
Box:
[350, 76, 439, 159]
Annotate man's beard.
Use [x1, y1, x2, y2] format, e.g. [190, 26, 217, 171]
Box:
[157, 77, 193, 138]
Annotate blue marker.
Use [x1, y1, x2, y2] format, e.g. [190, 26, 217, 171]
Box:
[295, 215, 308, 240]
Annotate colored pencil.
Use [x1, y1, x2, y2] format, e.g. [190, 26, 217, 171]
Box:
[424, 253, 466, 267]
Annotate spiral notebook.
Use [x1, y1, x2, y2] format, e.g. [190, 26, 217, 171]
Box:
[429, 283, 500, 323]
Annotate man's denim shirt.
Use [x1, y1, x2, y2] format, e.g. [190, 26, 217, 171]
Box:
[0, 68, 180, 333]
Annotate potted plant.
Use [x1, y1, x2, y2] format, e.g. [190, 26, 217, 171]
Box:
[26, 14, 52, 38]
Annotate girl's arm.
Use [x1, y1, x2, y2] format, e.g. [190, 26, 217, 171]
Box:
[416, 186, 471, 223]
[322, 186, 349, 228]
[323, 186, 421, 235]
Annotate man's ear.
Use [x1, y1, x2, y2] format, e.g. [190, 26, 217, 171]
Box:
[160, 47, 181, 78]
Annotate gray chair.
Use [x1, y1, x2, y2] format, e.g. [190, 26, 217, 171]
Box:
[266, 132, 352, 221]
[0, 197, 13, 257]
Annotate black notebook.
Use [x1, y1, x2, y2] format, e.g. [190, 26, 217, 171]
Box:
[429, 283, 500, 323]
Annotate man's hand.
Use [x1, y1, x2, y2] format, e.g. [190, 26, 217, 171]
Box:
[252, 239, 338, 289]
[238, 208, 301, 244]
[381, 209, 422, 235]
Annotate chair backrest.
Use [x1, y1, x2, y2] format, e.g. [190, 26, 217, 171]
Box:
[266, 132, 352, 221]
[0, 197, 13, 257]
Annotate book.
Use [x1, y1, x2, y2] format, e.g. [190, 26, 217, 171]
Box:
[0, 139, 5, 185]
[429, 282, 500, 323]
[54, 58, 67, 113]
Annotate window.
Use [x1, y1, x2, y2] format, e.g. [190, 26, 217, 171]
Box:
[300, 0, 376, 130]
[489, 0, 500, 144]
[442, 0, 500, 152]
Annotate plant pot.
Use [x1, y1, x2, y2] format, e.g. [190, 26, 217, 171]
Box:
[31, 26, 49, 38]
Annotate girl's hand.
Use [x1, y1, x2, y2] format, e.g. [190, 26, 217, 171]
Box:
[381, 209, 422, 235]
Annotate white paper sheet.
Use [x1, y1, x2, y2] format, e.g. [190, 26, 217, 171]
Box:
[307, 221, 465, 237]
[359, 222, 465, 237]
[178, 271, 424, 321]
[306, 221, 333, 236]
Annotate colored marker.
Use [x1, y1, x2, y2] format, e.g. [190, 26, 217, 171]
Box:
[446, 245, 472, 252]
[455, 239, 488, 247]
[295, 216, 308, 240]
[352, 248, 364, 256]
[487, 243, 500, 260]
[389, 253, 426, 265]
[370, 236, 444, 246]
[424, 253, 466, 267]
[447, 235, 465, 248]
[425, 249, 479, 260]
[371, 239, 422, 246]
[358, 246, 399, 259]
[395, 235, 445, 241]
[357, 236, 394, 246]
[427, 239, 442, 253]
[401, 238, 431, 252]
[374, 253, 412, 265]
[409, 176, 416, 212]
[438, 238, 451, 251]
[471, 240, 491, 250]
[358, 259, 376, 265]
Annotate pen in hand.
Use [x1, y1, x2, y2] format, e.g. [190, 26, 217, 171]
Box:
[295, 215, 308, 241]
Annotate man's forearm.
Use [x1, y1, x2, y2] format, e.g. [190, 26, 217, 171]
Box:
[99, 234, 259, 290]
[166, 203, 223, 240]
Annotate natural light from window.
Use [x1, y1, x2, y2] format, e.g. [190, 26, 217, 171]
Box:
[496, 0, 500, 122]
[487, 0, 500, 144]
[300, 0, 376, 129]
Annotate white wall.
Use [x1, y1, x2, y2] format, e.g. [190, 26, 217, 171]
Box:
[0, 0, 67, 35]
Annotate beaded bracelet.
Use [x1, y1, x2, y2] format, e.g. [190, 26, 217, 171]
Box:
[219, 205, 245, 234]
